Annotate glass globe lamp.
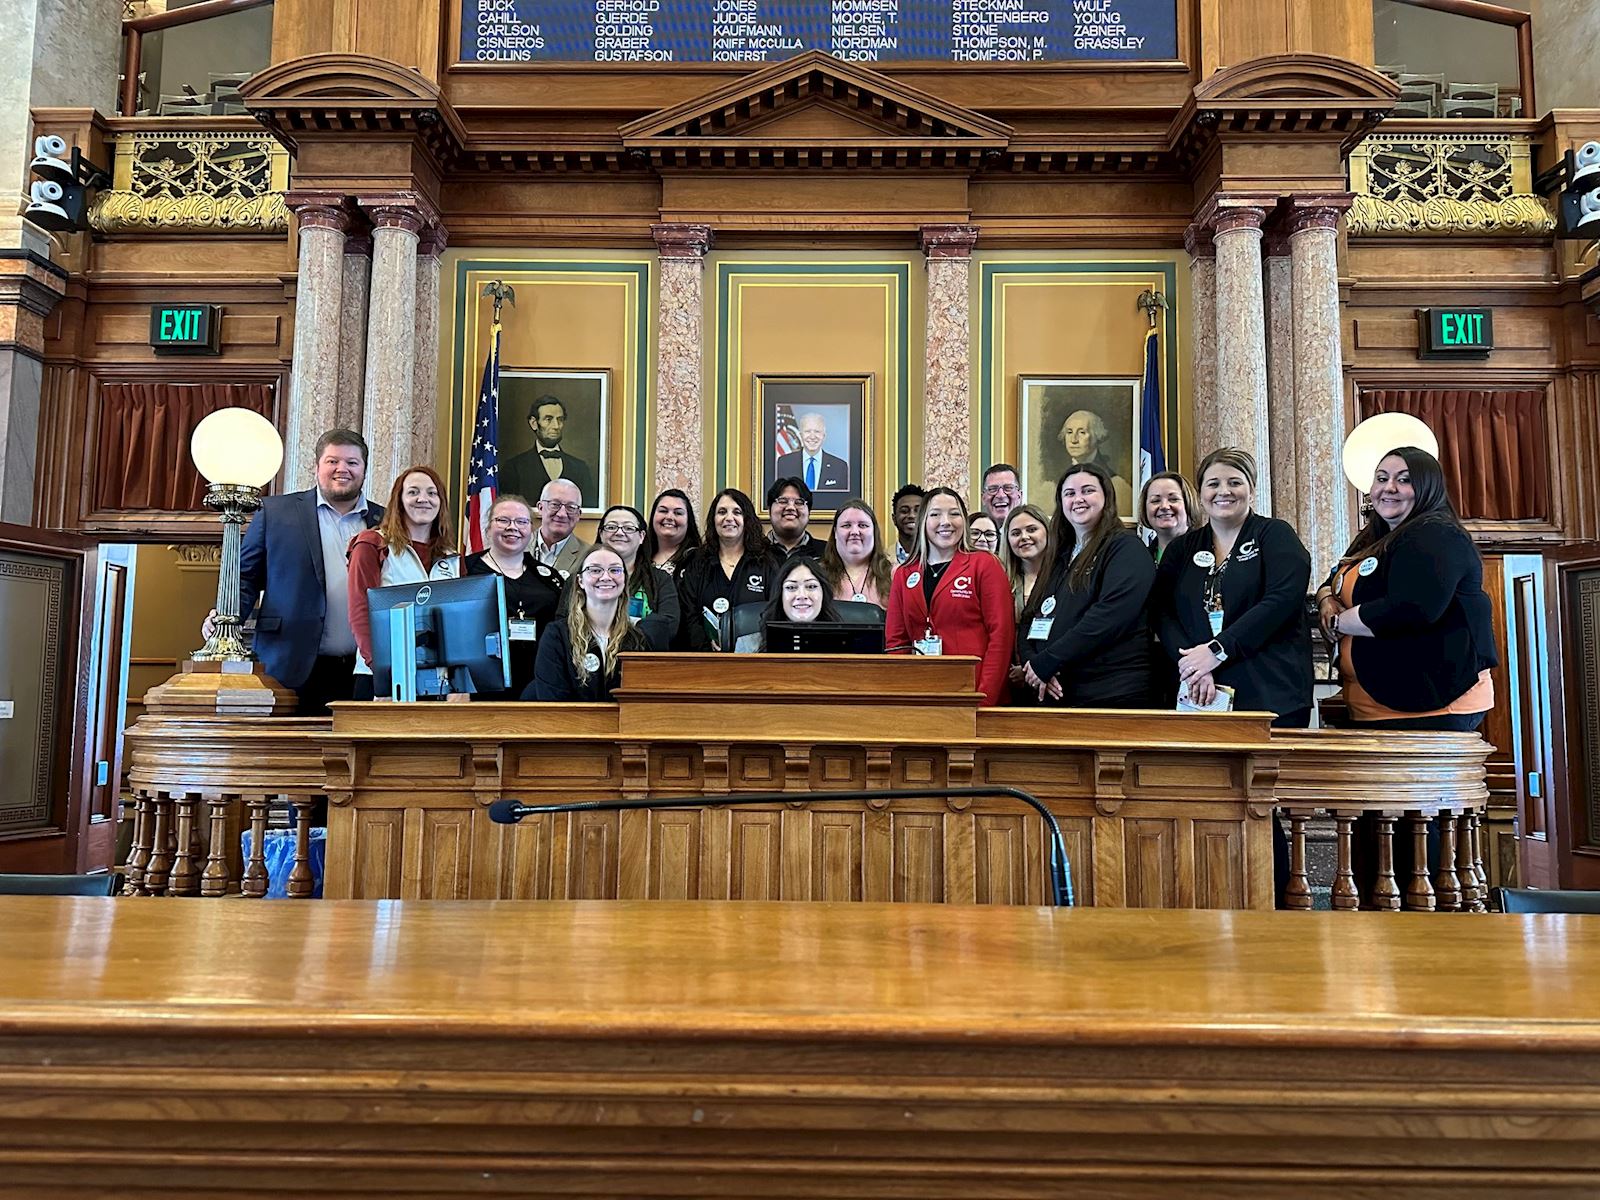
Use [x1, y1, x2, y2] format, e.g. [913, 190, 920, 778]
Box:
[1342, 412, 1439, 494]
[190, 408, 284, 662]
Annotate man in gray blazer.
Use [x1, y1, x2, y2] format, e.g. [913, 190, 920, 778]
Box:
[531, 478, 590, 578]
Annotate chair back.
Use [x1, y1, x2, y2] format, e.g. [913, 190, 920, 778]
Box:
[719, 602, 766, 652]
[0, 872, 119, 897]
[1496, 888, 1600, 914]
[835, 600, 886, 624]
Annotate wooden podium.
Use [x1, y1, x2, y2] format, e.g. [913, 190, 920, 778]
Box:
[322, 654, 1282, 907]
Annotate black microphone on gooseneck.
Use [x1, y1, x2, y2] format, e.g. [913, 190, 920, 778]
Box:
[487, 798, 532, 824]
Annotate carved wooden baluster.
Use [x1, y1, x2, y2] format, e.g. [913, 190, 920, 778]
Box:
[1404, 812, 1435, 911]
[145, 792, 174, 895]
[1284, 812, 1313, 910]
[286, 796, 317, 899]
[1331, 812, 1360, 911]
[1470, 810, 1490, 905]
[169, 793, 200, 896]
[200, 794, 233, 898]
[241, 795, 270, 899]
[123, 792, 152, 895]
[1370, 814, 1401, 911]
[1434, 813, 1461, 912]
[1457, 810, 1486, 913]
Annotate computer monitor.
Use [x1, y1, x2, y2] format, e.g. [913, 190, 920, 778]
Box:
[763, 620, 886, 655]
[367, 574, 512, 700]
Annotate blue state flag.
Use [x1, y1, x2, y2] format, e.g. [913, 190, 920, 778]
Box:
[1138, 327, 1165, 487]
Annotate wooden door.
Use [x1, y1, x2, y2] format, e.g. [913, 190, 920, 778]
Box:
[1544, 547, 1600, 889]
[1499, 553, 1558, 889]
[0, 525, 134, 875]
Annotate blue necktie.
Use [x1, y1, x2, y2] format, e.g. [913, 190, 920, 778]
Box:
[805, 457, 816, 489]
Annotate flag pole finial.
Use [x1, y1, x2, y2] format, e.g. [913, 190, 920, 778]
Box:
[482, 280, 516, 323]
[1136, 288, 1167, 329]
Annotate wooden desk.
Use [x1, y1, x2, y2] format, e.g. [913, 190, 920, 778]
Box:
[1, 897, 1596, 1197]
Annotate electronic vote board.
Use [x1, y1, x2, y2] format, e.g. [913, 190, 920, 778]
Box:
[461, 0, 1178, 64]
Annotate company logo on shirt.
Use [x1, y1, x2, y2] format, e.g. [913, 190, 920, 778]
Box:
[748, 574, 764, 590]
[951, 575, 973, 598]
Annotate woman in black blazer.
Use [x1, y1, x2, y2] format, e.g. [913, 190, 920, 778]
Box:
[675, 488, 781, 651]
[1020, 462, 1154, 707]
[1153, 447, 1313, 726]
[527, 545, 648, 701]
[1315, 446, 1496, 731]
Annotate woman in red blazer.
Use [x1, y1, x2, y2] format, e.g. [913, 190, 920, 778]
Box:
[886, 487, 1017, 706]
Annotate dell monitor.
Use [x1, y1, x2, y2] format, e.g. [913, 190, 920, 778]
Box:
[367, 573, 512, 700]
[763, 620, 886, 655]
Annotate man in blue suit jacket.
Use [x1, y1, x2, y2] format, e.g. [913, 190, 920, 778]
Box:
[230, 429, 384, 714]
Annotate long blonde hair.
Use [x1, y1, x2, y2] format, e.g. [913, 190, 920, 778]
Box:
[1001, 503, 1055, 619]
[911, 487, 970, 565]
[566, 546, 638, 684]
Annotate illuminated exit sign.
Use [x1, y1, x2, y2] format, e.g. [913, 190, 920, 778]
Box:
[149, 304, 221, 355]
[1418, 307, 1493, 358]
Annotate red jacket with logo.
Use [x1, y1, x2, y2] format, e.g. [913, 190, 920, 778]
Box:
[885, 550, 1016, 707]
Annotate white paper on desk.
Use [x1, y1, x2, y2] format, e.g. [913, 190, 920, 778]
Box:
[1177, 684, 1235, 713]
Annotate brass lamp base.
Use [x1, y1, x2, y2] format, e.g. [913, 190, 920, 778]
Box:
[143, 659, 296, 717]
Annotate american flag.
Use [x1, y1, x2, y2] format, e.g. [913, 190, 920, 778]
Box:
[465, 321, 501, 553]
[774, 403, 801, 456]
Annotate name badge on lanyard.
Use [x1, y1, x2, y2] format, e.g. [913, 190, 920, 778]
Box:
[1028, 617, 1053, 640]
[508, 620, 538, 642]
[914, 628, 943, 656]
[1208, 608, 1225, 637]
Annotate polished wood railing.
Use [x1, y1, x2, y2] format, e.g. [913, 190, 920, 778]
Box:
[123, 656, 1493, 910]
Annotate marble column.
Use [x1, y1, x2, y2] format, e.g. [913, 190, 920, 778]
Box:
[1263, 221, 1296, 520]
[412, 225, 446, 469]
[0, 250, 67, 521]
[1289, 200, 1353, 578]
[1209, 204, 1272, 508]
[920, 224, 978, 494]
[652, 223, 713, 504]
[335, 234, 371, 434]
[360, 200, 425, 499]
[1184, 223, 1217, 466]
[284, 193, 349, 491]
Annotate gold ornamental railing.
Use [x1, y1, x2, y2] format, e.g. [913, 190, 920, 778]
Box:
[1347, 123, 1555, 237]
[88, 118, 289, 235]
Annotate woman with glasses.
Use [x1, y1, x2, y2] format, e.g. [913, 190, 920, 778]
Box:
[885, 487, 1015, 707]
[967, 513, 1001, 557]
[528, 545, 648, 701]
[597, 503, 680, 649]
[820, 499, 892, 610]
[460, 493, 565, 699]
[645, 487, 701, 576]
[676, 488, 781, 651]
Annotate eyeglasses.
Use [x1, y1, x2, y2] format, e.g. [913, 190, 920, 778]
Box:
[492, 516, 532, 529]
[981, 484, 1022, 498]
[541, 501, 581, 515]
[772, 499, 809, 511]
[599, 522, 643, 535]
[581, 564, 627, 578]
[970, 531, 999, 545]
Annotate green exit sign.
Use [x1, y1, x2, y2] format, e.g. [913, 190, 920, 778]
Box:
[149, 304, 221, 355]
[1419, 307, 1493, 358]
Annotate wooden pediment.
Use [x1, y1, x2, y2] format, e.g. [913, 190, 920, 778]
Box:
[1195, 53, 1401, 104]
[619, 50, 1011, 169]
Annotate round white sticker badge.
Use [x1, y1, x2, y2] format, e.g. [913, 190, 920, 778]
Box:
[712, 597, 730, 614]
[1193, 551, 1216, 568]
[1358, 556, 1379, 577]
[1041, 596, 1056, 616]
[582, 653, 601, 674]
[906, 571, 921, 588]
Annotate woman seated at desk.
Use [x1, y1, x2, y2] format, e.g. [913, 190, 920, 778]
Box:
[821, 499, 892, 610]
[676, 488, 780, 651]
[458, 493, 564, 700]
[597, 503, 680, 649]
[347, 465, 460, 701]
[885, 487, 1015, 707]
[528, 546, 648, 701]
[758, 556, 844, 650]
[1020, 462, 1155, 708]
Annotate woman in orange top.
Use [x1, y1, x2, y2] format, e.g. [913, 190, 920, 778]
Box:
[1315, 446, 1497, 732]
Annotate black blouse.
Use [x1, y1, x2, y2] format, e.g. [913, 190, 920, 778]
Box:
[1153, 511, 1313, 717]
[675, 547, 781, 650]
[463, 551, 564, 699]
[1022, 531, 1155, 707]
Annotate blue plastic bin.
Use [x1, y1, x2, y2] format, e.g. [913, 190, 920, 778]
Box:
[241, 826, 327, 899]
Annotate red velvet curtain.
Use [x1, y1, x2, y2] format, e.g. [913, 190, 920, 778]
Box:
[1360, 388, 1548, 521]
[94, 382, 276, 511]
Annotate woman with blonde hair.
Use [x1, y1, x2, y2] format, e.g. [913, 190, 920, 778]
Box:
[346, 465, 459, 699]
[528, 544, 648, 701]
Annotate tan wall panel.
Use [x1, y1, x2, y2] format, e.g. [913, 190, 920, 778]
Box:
[1200, 0, 1374, 75]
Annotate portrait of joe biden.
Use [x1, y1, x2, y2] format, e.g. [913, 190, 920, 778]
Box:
[774, 411, 850, 494]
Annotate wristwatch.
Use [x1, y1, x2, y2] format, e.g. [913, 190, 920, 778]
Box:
[1207, 638, 1228, 664]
